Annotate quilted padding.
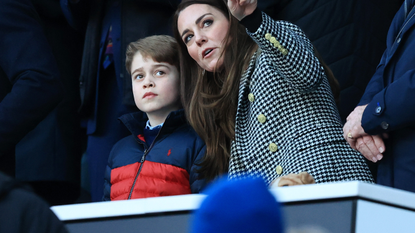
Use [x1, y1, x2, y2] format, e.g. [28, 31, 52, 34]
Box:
[110, 161, 191, 200]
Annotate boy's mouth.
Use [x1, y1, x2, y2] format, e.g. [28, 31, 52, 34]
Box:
[143, 92, 157, 99]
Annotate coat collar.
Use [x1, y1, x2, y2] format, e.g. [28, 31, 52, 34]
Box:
[118, 109, 187, 139]
[385, 1, 415, 63]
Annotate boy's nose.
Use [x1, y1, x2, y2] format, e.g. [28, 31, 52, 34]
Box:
[142, 78, 155, 88]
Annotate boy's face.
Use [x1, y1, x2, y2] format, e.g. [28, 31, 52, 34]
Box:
[130, 52, 180, 118]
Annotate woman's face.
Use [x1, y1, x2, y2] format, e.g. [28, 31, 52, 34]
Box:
[177, 4, 230, 72]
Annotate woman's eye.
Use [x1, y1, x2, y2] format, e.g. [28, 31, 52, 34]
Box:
[184, 34, 193, 44]
[203, 19, 213, 27]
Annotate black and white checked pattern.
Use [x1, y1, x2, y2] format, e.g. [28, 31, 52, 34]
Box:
[228, 13, 374, 185]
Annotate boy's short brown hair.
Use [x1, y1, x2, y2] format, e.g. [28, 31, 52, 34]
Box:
[126, 35, 179, 75]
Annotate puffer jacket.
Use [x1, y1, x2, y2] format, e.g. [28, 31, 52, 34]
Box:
[103, 109, 206, 201]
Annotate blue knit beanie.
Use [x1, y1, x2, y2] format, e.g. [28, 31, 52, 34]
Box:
[190, 176, 284, 233]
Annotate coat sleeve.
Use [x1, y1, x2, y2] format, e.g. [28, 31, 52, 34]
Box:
[0, 0, 63, 155]
[189, 144, 207, 193]
[361, 68, 415, 135]
[102, 166, 112, 201]
[241, 9, 324, 93]
[103, 146, 116, 201]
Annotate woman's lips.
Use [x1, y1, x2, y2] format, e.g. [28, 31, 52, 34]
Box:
[202, 48, 214, 58]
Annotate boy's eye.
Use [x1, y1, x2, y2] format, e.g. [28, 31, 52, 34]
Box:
[155, 70, 165, 76]
[134, 74, 143, 80]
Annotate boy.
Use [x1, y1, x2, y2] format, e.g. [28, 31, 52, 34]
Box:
[103, 35, 206, 201]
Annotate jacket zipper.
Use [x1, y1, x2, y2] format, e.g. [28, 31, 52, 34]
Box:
[394, 6, 415, 46]
[127, 127, 164, 199]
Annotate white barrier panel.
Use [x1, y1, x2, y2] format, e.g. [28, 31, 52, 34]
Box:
[51, 181, 415, 233]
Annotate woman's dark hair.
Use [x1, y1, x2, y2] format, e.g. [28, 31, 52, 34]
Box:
[314, 48, 340, 104]
[173, 0, 258, 181]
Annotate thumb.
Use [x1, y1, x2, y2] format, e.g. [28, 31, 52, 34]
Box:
[299, 172, 315, 184]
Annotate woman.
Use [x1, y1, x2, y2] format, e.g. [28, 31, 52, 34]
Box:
[174, 0, 374, 186]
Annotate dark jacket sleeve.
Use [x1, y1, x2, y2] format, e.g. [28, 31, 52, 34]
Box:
[361, 66, 415, 135]
[102, 152, 113, 201]
[0, 0, 63, 155]
[189, 144, 207, 193]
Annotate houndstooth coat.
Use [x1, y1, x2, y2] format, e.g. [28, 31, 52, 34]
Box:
[228, 12, 374, 185]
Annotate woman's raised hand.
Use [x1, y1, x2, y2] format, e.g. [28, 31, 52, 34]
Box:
[227, 0, 257, 21]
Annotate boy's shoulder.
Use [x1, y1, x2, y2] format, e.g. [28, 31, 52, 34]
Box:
[162, 123, 205, 149]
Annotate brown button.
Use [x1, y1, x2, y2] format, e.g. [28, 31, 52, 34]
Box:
[276, 165, 283, 175]
[269, 143, 278, 152]
[257, 114, 266, 124]
[248, 93, 255, 102]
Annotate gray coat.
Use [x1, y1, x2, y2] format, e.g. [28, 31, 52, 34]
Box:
[229, 12, 374, 184]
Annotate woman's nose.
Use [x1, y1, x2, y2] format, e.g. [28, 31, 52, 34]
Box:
[195, 33, 207, 46]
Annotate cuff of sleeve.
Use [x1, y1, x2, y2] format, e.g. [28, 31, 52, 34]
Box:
[240, 8, 262, 33]
[361, 96, 387, 135]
